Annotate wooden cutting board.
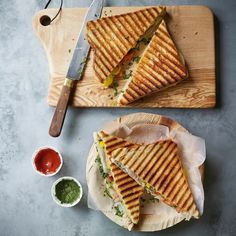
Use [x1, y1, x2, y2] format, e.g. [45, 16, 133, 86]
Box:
[33, 6, 215, 108]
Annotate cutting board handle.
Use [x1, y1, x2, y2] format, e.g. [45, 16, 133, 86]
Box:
[49, 79, 74, 137]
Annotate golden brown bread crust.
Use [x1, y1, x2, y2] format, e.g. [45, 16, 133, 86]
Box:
[111, 140, 200, 218]
[86, 7, 166, 83]
[118, 20, 188, 105]
[98, 131, 135, 157]
[97, 131, 143, 224]
[111, 163, 143, 224]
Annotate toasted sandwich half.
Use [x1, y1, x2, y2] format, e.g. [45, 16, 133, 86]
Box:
[93, 131, 143, 228]
[86, 7, 166, 87]
[111, 140, 200, 219]
[118, 20, 188, 105]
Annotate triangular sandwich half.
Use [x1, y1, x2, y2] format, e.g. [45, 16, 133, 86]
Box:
[111, 140, 200, 219]
[86, 7, 166, 86]
[117, 20, 188, 105]
[93, 131, 143, 228]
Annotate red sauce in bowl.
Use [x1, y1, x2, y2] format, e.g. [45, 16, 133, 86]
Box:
[34, 148, 62, 175]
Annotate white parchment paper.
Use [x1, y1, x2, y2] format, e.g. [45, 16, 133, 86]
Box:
[86, 122, 205, 229]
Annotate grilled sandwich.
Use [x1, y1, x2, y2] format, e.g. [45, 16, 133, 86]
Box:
[86, 7, 166, 87]
[93, 131, 143, 228]
[111, 140, 200, 219]
[118, 20, 188, 105]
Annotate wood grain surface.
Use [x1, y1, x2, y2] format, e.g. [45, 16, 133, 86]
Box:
[86, 112, 204, 231]
[33, 6, 215, 108]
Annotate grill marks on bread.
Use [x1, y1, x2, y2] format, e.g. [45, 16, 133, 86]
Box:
[118, 20, 188, 105]
[111, 140, 199, 218]
[97, 131, 143, 224]
[86, 7, 166, 82]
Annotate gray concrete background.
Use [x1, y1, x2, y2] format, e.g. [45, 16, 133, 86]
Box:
[0, 0, 235, 235]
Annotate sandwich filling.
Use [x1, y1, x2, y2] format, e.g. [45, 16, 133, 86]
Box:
[102, 11, 165, 89]
[93, 133, 133, 228]
[93, 132, 143, 229]
[86, 7, 167, 87]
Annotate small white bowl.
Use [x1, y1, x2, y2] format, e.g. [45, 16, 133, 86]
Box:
[51, 176, 83, 207]
[32, 146, 63, 177]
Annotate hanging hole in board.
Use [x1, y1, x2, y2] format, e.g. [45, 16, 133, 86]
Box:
[40, 15, 51, 26]
[40, 0, 63, 26]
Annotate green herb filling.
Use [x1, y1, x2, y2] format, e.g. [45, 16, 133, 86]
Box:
[95, 155, 108, 178]
[114, 205, 124, 217]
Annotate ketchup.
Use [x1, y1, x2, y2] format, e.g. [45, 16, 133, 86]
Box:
[34, 148, 61, 175]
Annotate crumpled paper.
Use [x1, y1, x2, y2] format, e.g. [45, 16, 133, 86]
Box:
[86, 122, 205, 229]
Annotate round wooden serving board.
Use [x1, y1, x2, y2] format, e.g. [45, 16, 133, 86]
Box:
[86, 112, 204, 231]
[33, 6, 215, 108]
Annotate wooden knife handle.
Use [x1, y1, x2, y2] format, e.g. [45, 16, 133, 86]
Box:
[49, 79, 74, 137]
